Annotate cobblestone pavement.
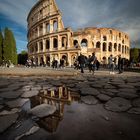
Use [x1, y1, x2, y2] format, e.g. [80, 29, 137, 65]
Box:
[0, 68, 140, 140]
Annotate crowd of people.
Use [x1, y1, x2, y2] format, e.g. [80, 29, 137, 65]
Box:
[74, 53, 125, 75]
[24, 52, 131, 75]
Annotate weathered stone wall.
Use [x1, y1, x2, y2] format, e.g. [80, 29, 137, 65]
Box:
[27, 0, 130, 66]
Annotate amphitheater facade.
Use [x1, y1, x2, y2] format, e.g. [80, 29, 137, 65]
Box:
[27, 0, 130, 66]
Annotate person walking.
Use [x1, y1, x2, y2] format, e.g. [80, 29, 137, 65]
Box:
[89, 52, 97, 75]
[109, 54, 115, 74]
[78, 53, 86, 73]
[118, 54, 123, 74]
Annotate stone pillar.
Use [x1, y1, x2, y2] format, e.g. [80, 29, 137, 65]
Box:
[67, 53, 71, 66]
[100, 42, 103, 62]
[43, 39, 46, 52]
[37, 26, 39, 37]
[58, 17, 61, 31]
[43, 55, 46, 64]
[49, 20, 53, 33]
[37, 42, 39, 53]
[58, 35, 61, 49]
[50, 37, 53, 51]
[43, 23, 46, 35]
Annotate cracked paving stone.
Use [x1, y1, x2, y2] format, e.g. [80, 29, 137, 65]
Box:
[80, 88, 100, 96]
[6, 98, 30, 108]
[29, 104, 56, 118]
[128, 108, 140, 114]
[0, 91, 23, 99]
[105, 97, 132, 112]
[0, 113, 18, 133]
[81, 96, 98, 105]
[97, 94, 111, 102]
[117, 92, 138, 99]
[21, 90, 39, 98]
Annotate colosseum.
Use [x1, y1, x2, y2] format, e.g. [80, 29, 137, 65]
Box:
[27, 0, 130, 66]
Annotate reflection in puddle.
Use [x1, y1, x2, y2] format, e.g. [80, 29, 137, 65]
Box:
[30, 86, 80, 133]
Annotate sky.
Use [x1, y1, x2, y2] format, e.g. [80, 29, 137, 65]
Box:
[0, 0, 140, 53]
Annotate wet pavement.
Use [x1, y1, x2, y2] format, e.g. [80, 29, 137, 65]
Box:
[0, 70, 140, 140]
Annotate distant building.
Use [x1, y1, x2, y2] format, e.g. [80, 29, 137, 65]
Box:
[27, 0, 130, 66]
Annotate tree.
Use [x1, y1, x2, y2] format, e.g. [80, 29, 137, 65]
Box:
[3, 27, 17, 64]
[130, 48, 140, 63]
[18, 51, 28, 65]
[0, 30, 3, 64]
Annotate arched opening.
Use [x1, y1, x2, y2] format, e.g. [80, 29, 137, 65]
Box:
[108, 42, 112, 52]
[122, 39, 124, 44]
[53, 21, 58, 32]
[122, 45, 124, 53]
[125, 46, 127, 54]
[39, 42, 43, 52]
[103, 36, 107, 41]
[96, 41, 101, 49]
[62, 55, 68, 65]
[62, 37, 67, 47]
[103, 42, 106, 51]
[46, 23, 50, 33]
[119, 33, 121, 38]
[74, 40, 79, 48]
[81, 39, 88, 47]
[53, 38, 58, 48]
[35, 43, 38, 52]
[39, 25, 43, 36]
[118, 44, 121, 52]
[114, 43, 117, 51]
[46, 39, 50, 50]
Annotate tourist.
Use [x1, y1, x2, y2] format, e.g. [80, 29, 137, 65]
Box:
[89, 52, 97, 75]
[108, 54, 115, 74]
[118, 54, 123, 74]
[78, 53, 86, 73]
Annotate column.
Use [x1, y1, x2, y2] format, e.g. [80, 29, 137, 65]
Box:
[67, 33, 70, 48]
[58, 17, 61, 31]
[37, 26, 39, 37]
[49, 20, 53, 33]
[43, 55, 46, 64]
[67, 53, 71, 66]
[50, 37, 53, 51]
[43, 39, 46, 52]
[58, 35, 61, 49]
[100, 42, 103, 62]
[37, 42, 39, 53]
[43, 23, 46, 35]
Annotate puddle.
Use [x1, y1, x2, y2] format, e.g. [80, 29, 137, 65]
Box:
[29, 85, 81, 133]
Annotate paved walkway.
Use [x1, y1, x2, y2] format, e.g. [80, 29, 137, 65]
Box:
[0, 67, 140, 77]
[0, 67, 140, 140]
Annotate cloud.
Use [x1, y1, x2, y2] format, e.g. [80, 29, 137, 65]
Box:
[0, 0, 140, 53]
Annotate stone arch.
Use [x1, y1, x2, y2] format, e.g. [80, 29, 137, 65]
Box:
[114, 43, 117, 52]
[118, 44, 121, 52]
[74, 40, 79, 48]
[108, 42, 112, 52]
[53, 20, 58, 32]
[122, 45, 124, 53]
[46, 55, 50, 66]
[71, 54, 77, 66]
[53, 38, 58, 48]
[35, 43, 38, 52]
[46, 23, 50, 33]
[103, 42, 106, 51]
[39, 41, 43, 52]
[62, 37, 67, 47]
[103, 36, 107, 41]
[81, 39, 88, 47]
[96, 41, 101, 49]
[46, 39, 50, 50]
